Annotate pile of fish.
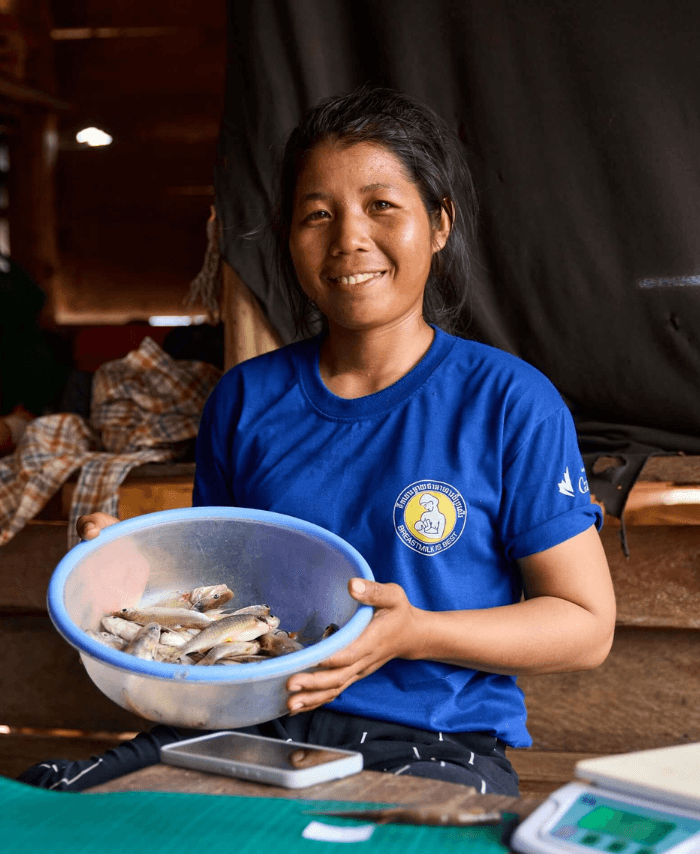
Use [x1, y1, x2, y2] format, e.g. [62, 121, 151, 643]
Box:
[86, 583, 321, 665]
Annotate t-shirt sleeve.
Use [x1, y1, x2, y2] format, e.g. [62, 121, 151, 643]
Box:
[499, 405, 602, 560]
[192, 382, 237, 508]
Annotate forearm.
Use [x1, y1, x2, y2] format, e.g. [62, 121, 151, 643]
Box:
[286, 528, 615, 713]
[405, 595, 614, 676]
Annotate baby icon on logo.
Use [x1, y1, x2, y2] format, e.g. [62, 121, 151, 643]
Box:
[413, 493, 446, 539]
[394, 480, 467, 555]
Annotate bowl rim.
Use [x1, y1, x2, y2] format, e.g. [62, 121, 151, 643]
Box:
[47, 506, 375, 683]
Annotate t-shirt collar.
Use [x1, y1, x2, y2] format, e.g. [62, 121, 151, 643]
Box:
[298, 325, 456, 419]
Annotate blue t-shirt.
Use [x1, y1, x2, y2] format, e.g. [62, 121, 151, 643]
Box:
[193, 327, 602, 747]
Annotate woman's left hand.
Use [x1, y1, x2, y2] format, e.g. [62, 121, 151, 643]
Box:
[285, 578, 420, 714]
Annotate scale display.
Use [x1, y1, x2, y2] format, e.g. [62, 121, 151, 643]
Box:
[512, 783, 700, 854]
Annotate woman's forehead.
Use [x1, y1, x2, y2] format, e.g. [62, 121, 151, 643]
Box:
[294, 139, 415, 194]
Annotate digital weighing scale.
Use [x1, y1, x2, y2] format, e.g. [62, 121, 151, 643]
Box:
[511, 743, 700, 854]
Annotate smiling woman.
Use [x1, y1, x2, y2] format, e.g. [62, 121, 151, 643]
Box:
[290, 141, 449, 330]
[23, 86, 614, 797]
[287, 140, 451, 396]
[274, 85, 477, 341]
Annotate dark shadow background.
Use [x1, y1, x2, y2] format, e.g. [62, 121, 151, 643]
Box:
[215, 0, 700, 515]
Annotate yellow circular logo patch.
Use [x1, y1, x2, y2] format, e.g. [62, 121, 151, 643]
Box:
[394, 480, 467, 555]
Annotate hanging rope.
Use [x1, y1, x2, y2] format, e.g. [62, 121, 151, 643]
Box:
[184, 206, 222, 323]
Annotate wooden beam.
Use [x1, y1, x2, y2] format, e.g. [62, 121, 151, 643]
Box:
[0, 74, 68, 109]
[51, 27, 183, 41]
[7, 107, 61, 295]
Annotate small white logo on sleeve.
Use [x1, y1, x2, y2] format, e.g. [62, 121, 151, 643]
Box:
[579, 467, 590, 494]
[558, 467, 575, 497]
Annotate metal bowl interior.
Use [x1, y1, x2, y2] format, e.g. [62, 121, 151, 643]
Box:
[48, 507, 374, 729]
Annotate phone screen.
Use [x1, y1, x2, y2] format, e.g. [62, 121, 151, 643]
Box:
[172, 733, 353, 770]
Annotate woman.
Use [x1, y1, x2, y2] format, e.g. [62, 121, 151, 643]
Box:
[24, 86, 615, 795]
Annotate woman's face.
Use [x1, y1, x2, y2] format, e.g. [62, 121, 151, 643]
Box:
[289, 140, 450, 334]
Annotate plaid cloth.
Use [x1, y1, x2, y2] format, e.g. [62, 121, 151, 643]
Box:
[0, 336, 221, 549]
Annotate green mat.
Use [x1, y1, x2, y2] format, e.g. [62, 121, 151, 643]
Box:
[0, 774, 512, 853]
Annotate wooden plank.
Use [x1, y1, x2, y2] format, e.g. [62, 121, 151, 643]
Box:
[60, 477, 193, 519]
[593, 456, 700, 525]
[520, 626, 700, 754]
[87, 763, 543, 821]
[617, 482, 700, 526]
[0, 471, 195, 611]
[508, 749, 603, 798]
[0, 522, 69, 611]
[601, 526, 700, 629]
[638, 456, 700, 484]
[0, 614, 149, 731]
[593, 455, 700, 485]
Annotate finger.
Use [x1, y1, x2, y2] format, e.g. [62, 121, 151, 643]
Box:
[287, 653, 377, 695]
[77, 513, 119, 540]
[287, 686, 346, 714]
[287, 667, 353, 695]
[77, 516, 100, 540]
[348, 578, 406, 608]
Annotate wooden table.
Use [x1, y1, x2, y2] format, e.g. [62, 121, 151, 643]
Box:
[88, 762, 543, 847]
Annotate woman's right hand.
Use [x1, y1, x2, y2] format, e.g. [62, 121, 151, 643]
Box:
[76, 512, 120, 541]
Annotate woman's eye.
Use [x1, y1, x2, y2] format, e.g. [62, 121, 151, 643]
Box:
[371, 200, 393, 211]
[304, 209, 330, 222]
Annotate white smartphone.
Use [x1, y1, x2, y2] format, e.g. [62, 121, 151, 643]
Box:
[160, 730, 364, 789]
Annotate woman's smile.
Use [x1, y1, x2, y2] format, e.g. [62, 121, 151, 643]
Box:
[327, 271, 385, 285]
[289, 140, 450, 333]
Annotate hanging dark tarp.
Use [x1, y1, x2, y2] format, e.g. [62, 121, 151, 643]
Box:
[215, 0, 700, 521]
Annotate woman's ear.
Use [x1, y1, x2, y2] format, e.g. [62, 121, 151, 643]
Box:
[431, 198, 455, 254]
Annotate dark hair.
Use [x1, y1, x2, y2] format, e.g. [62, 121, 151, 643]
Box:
[272, 85, 478, 337]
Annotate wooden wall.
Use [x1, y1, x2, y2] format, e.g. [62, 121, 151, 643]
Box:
[4, 0, 226, 324]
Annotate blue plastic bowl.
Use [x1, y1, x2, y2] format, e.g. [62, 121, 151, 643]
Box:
[48, 507, 374, 729]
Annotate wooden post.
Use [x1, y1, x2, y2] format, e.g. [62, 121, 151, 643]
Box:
[221, 261, 283, 371]
[7, 107, 59, 290]
[3, 0, 62, 316]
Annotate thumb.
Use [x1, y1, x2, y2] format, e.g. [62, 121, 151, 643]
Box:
[348, 578, 405, 608]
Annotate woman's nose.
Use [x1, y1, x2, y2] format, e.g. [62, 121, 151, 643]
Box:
[329, 209, 372, 253]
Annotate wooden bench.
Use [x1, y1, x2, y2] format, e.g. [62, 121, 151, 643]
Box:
[2, 457, 699, 797]
[511, 455, 700, 795]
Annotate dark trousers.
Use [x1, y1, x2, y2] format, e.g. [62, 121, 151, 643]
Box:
[17, 708, 520, 796]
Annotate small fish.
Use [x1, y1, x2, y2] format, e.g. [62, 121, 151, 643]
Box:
[151, 591, 194, 610]
[87, 629, 127, 650]
[158, 629, 187, 648]
[197, 640, 260, 665]
[321, 623, 340, 639]
[101, 615, 140, 641]
[169, 614, 270, 660]
[258, 632, 304, 656]
[232, 604, 270, 617]
[189, 584, 235, 611]
[260, 614, 281, 629]
[123, 622, 161, 660]
[116, 607, 214, 629]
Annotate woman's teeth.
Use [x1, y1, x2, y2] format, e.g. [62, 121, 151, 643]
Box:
[334, 272, 382, 285]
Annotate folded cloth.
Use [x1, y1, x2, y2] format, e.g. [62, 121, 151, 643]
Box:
[0, 336, 221, 549]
